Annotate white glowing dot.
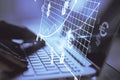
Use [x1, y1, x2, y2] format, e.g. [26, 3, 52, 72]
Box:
[46, 2, 51, 17]
[34, 0, 37, 2]
[62, 0, 69, 15]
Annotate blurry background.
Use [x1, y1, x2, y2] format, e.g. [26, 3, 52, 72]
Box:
[0, 0, 43, 26]
[0, 0, 44, 34]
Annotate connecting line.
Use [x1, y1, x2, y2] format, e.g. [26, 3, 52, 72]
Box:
[64, 63, 79, 80]
[50, 47, 54, 64]
[44, 15, 57, 27]
[42, 15, 58, 29]
[36, 5, 44, 41]
[37, 0, 78, 38]
[46, 2, 51, 17]
[36, 2, 57, 39]
[36, 0, 46, 41]
[72, 2, 100, 32]
[46, 42, 79, 80]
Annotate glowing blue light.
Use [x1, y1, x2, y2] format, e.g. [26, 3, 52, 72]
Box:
[66, 30, 75, 49]
[35, 0, 101, 79]
[62, 0, 70, 15]
[50, 48, 54, 64]
[60, 51, 65, 64]
[46, 2, 51, 17]
[38, 0, 77, 37]
[34, 0, 37, 2]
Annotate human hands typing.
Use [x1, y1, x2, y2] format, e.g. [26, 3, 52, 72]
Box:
[0, 21, 45, 72]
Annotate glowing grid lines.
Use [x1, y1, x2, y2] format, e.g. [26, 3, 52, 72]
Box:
[38, 0, 77, 37]
[36, 0, 101, 79]
[37, 0, 79, 79]
[46, 42, 81, 80]
[62, 0, 101, 56]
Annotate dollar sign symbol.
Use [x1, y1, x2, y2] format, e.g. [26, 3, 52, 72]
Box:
[46, 2, 51, 17]
[67, 30, 74, 49]
[62, 1, 69, 15]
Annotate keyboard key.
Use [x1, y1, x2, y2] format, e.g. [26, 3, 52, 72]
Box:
[68, 63, 74, 67]
[32, 62, 42, 66]
[37, 52, 48, 56]
[37, 49, 45, 52]
[30, 61, 41, 64]
[57, 64, 66, 68]
[43, 61, 51, 65]
[41, 58, 50, 62]
[30, 60, 40, 63]
[59, 67, 70, 73]
[36, 70, 59, 75]
[39, 55, 49, 58]
[45, 65, 56, 68]
[35, 68, 47, 74]
[54, 60, 60, 63]
[23, 65, 34, 76]
[47, 67, 58, 71]
[33, 63, 44, 67]
[29, 54, 37, 57]
[29, 57, 40, 61]
[68, 62, 82, 72]
[34, 66, 45, 70]
[29, 57, 38, 59]
[40, 57, 49, 60]
[23, 69, 34, 76]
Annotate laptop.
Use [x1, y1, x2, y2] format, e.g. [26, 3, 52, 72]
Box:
[13, 0, 120, 80]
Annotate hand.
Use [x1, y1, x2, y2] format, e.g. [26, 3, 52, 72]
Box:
[0, 21, 45, 57]
[0, 21, 45, 72]
[0, 21, 37, 42]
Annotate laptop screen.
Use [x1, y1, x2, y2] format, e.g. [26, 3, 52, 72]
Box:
[39, 0, 120, 69]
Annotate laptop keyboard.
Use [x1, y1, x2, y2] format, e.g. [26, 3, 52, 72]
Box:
[23, 46, 81, 76]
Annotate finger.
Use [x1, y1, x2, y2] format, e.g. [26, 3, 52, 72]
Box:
[22, 39, 45, 55]
[0, 40, 26, 57]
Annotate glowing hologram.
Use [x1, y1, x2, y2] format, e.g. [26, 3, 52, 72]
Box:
[57, 41, 65, 64]
[60, 51, 65, 64]
[35, 0, 101, 79]
[56, 30, 74, 64]
[72, 2, 101, 32]
[36, 4, 45, 41]
[74, 77, 78, 80]
[64, 63, 78, 80]
[46, 42, 79, 80]
[36, 33, 43, 42]
[62, 0, 70, 15]
[66, 30, 75, 49]
[46, 2, 51, 17]
[41, 5, 44, 13]
[37, 0, 77, 38]
[50, 48, 54, 64]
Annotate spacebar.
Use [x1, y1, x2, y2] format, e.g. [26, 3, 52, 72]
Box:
[36, 70, 59, 75]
